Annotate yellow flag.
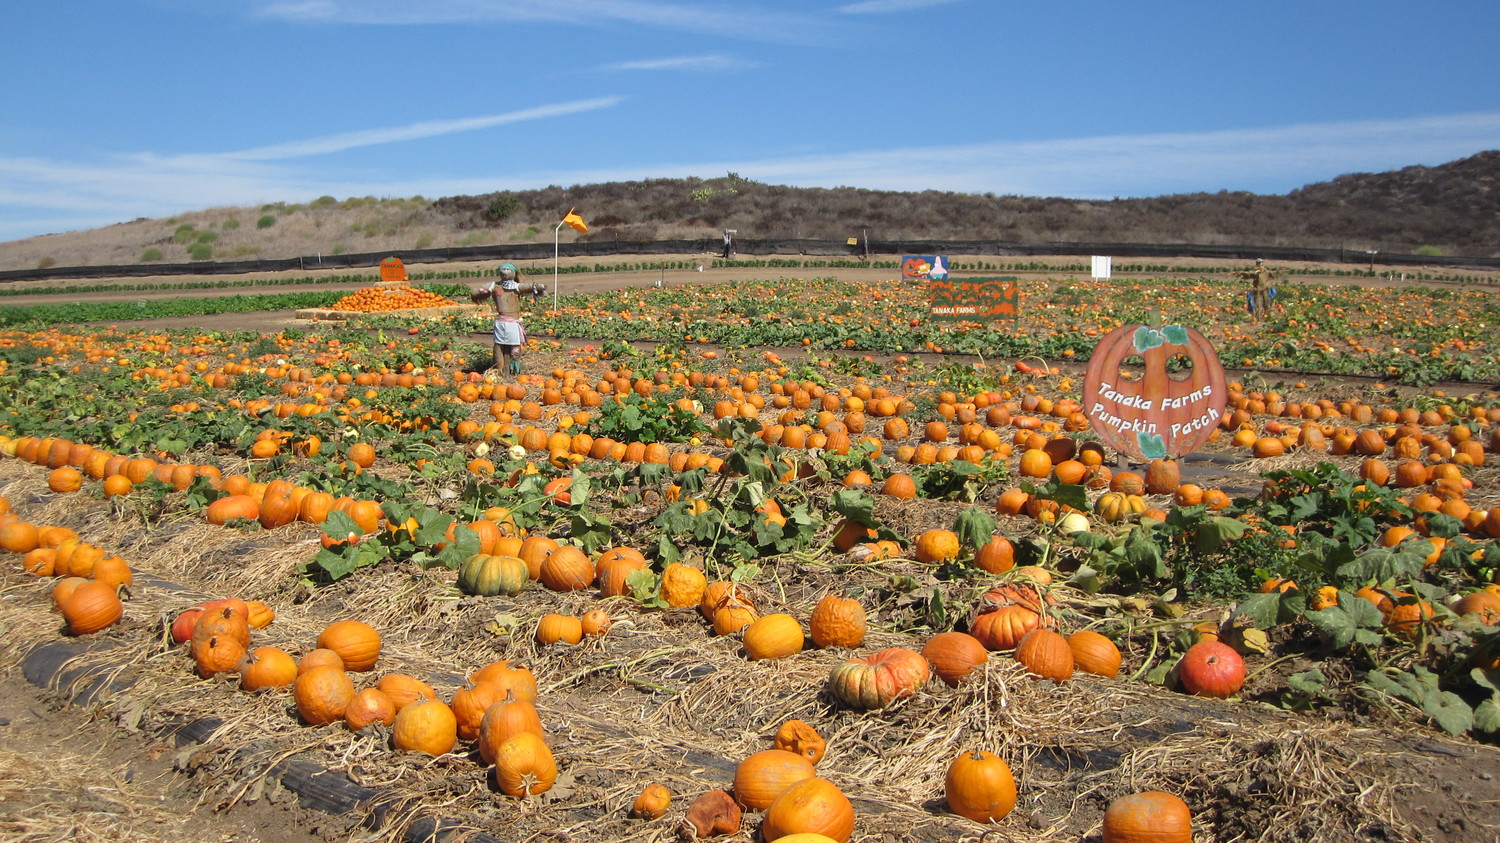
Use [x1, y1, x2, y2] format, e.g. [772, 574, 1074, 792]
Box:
[562, 208, 588, 234]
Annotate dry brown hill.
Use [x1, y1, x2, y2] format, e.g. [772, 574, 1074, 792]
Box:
[1, 152, 1495, 273]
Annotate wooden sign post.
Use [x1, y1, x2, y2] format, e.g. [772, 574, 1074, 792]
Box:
[1082, 323, 1227, 461]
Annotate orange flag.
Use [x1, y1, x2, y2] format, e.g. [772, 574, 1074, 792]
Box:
[562, 208, 588, 234]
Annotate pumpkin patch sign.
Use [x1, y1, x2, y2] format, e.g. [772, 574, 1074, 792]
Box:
[1082, 323, 1227, 461]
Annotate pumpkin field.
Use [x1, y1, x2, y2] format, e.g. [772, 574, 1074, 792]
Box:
[3, 261, 1500, 842]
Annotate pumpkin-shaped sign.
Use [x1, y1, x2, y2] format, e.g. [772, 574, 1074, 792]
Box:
[379, 256, 408, 283]
[1082, 323, 1227, 461]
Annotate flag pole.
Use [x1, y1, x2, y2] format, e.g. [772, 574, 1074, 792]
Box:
[553, 219, 562, 311]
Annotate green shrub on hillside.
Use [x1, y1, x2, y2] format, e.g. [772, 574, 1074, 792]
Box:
[140, 248, 163, 262]
[256, 215, 276, 229]
[188, 243, 213, 261]
[485, 194, 520, 221]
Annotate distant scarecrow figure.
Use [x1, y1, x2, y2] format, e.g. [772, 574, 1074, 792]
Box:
[1231, 259, 1281, 322]
[471, 262, 526, 377]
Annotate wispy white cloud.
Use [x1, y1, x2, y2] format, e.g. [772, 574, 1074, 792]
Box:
[249, 0, 830, 42]
[195, 97, 623, 162]
[0, 97, 626, 239]
[2, 111, 1497, 241]
[838, 0, 965, 14]
[599, 54, 752, 73]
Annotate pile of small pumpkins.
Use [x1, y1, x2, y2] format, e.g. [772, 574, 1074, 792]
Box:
[1, 495, 130, 637]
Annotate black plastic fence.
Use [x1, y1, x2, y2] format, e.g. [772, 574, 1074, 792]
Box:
[3, 238, 1497, 283]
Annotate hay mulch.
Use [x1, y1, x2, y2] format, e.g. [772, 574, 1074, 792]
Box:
[4, 462, 1500, 842]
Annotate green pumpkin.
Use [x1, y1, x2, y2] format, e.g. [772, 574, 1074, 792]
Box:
[458, 553, 529, 597]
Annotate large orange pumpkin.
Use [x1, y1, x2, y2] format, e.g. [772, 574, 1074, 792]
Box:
[760, 777, 855, 842]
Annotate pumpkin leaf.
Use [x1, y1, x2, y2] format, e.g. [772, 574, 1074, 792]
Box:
[1339, 590, 1387, 627]
[435, 525, 480, 569]
[320, 510, 363, 539]
[1306, 606, 1356, 649]
[1474, 699, 1500, 734]
[488, 613, 523, 635]
[953, 507, 996, 551]
[830, 489, 879, 528]
[569, 509, 612, 555]
[1424, 690, 1475, 736]
[1236, 627, 1271, 654]
[1364, 668, 1423, 706]
[1132, 326, 1164, 352]
[1423, 512, 1464, 539]
[566, 468, 592, 509]
[1337, 545, 1425, 584]
[1288, 668, 1327, 696]
[1137, 432, 1168, 461]
[626, 568, 663, 604]
[657, 536, 681, 565]
[1233, 592, 1281, 629]
[1146, 655, 1177, 686]
[1472, 667, 1500, 694]
[1162, 324, 1189, 346]
[1065, 562, 1101, 594]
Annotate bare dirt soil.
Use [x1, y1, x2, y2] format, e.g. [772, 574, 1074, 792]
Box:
[0, 663, 330, 842]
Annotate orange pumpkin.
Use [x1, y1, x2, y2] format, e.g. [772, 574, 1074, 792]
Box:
[826, 647, 931, 710]
[316, 620, 382, 671]
[760, 777, 855, 842]
[743, 613, 805, 661]
[1014, 628, 1074, 682]
[239, 646, 298, 692]
[773, 719, 827, 765]
[344, 688, 397, 731]
[733, 749, 816, 810]
[944, 749, 1016, 824]
[922, 631, 990, 687]
[391, 698, 457, 756]
[61, 580, 123, 635]
[809, 595, 866, 649]
[1101, 791, 1193, 843]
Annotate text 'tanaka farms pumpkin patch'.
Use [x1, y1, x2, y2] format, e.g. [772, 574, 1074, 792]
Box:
[1083, 322, 1227, 461]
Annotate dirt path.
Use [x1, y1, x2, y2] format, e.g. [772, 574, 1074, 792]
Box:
[0, 667, 328, 842]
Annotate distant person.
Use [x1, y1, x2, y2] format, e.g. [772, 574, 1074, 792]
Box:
[529, 279, 545, 302]
[472, 262, 526, 377]
[722, 230, 734, 260]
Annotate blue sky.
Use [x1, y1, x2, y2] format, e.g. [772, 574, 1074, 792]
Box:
[2, 0, 1497, 241]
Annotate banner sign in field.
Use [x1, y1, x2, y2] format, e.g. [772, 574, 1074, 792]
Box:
[902, 255, 948, 281]
[1082, 323, 1227, 461]
[928, 276, 1019, 321]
